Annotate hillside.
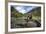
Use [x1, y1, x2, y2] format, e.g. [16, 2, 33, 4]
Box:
[11, 6, 24, 18]
[27, 7, 41, 20]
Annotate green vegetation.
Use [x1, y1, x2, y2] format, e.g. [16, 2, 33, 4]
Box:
[31, 7, 41, 20]
[11, 6, 41, 20]
[11, 6, 24, 18]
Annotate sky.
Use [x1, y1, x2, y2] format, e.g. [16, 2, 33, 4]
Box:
[13, 6, 38, 14]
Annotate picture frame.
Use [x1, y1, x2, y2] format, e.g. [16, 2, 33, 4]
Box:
[7, 1, 45, 33]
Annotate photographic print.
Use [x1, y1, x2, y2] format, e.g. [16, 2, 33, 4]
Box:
[11, 5, 41, 28]
[8, 2, 44, 32]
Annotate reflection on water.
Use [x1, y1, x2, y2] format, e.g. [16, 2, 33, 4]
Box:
[11, 17, 41, 28]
